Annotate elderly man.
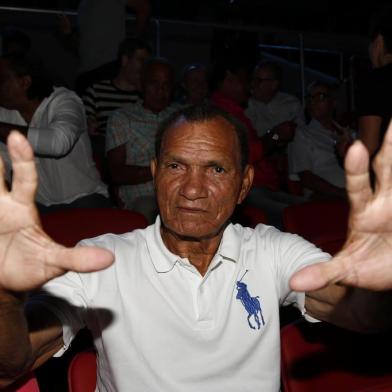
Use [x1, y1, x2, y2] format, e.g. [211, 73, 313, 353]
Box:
[105, 58, 180, 221]
[245, 61, 303, 140]
[0, 55, 110, 211]
[0, 104, 392, 391]
[290, 81, 348, 199]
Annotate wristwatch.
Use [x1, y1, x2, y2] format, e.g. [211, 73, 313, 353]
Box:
[267, 129, 279, 141]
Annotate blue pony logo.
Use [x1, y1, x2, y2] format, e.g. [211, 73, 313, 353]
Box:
[236, 270, 265, 330]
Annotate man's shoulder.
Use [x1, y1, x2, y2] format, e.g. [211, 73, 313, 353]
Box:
[78, 227, 149, 261]
[275, 91, 301, 106]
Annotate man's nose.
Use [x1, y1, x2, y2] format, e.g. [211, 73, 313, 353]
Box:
[179, 169, 208, 200]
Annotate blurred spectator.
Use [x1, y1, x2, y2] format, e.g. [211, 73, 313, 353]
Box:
[83, 37, 151, 157]
[1, 27, 31, 57]
[0, 55, 110, 211]
[290, 81, 349, 200]
[357, 8, 392, 157]
[245, 61, 303, 139]
[179, 63, 209, 105]
[106, 58, 180, 222]
[56, 0, 151, 94]
[210, 58, 304, 228]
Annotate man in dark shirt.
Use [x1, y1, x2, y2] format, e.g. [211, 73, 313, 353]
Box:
[357, 9, 392, 157]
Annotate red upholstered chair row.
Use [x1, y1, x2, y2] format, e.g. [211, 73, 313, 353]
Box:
[283, 200, 349, 254]
[40, 208, 148, 247]
[281, 320, 392, 392]
[68, 350, 97, 392]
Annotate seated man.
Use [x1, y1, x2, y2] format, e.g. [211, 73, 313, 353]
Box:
[105, 58, 180, 222]
[82, 38, 151, 157]
[210, 58, 304, 229]
[0, 104, 391, 392]
[179, 63, 209, 105]
[0, 55, 110, 211]
[245, 61, 303, 139]
[290, 81, 349, 199]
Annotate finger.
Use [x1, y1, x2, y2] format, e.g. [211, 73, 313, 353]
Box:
[49, 246, 114, 274]
[344, 140, 372, 214]
[8, 131, 38, 205]
[289, 258, 347, 292]
[0, 155, 7, 195]
[372, 118, 392, 194]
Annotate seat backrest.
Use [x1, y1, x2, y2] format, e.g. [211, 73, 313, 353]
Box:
[283, 200, 349, 254]
[281, 320, 392, 392]
[68, 350, 97, 392]
[41, 208, 148, 246]
[2, 373, 40, 392]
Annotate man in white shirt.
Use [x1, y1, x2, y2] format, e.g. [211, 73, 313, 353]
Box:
[246, 61, 304, 140]
[290, 81, 347, 199]
[0, 55, 110, 210]
[0, 104, 391, 391]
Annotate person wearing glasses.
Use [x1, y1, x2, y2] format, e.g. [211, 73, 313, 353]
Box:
[246, 60, 303, 142]
[289, 81, 354, 200]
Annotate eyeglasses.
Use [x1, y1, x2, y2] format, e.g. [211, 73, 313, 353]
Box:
[306, 92, 331, 103]
[253, 77, 277, 84]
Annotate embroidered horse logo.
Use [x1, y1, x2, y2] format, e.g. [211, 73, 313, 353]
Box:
[236, 270, 265, 330]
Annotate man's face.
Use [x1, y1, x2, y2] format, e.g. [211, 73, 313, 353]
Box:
[122, 48, 150, 89]
[183, 67, 208, 105]
[151, 116, 253, 240]
[142, 64, 173, 113]
[307, 86, 335, 121]
[251, 67, 279, 102]
[0, 59, 26, 109]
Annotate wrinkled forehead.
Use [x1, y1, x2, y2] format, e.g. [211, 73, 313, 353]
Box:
[160, 116, 242, 162]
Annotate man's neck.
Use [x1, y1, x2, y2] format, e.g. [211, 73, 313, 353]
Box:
[160, 226, 225, 276]
[18, 99, 41, 124]
[112, 73, 138, 92]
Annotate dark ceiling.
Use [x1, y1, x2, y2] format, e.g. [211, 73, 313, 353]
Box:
[0, 0, 391, 37]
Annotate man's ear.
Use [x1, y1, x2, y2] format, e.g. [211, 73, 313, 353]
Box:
[237, 164, 254, 205]
[21, 75, 32, 92]
[150, 158, 158, 180]
[121, 55, 129, 68]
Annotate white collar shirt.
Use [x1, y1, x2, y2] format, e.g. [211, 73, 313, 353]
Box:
[246, 92, 304, 137]
[0, 87, 107, 205]
[39, 217, 329, 392]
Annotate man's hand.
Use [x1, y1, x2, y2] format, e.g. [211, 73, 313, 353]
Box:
[273, 120, 296, 144]
[0, 131, 114, 292]
[290, 119, 392, 292]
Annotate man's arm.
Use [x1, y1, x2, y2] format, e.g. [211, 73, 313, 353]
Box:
[107, 144, 152, 185]
[0, 131, 113, 385]
[304, 284, 392, 333]
[358, 115, 382, 157]
[28, 92, 86, 157]
[299, 170, 346, 199]
[0, 122, 28, 144]
[0, 290, 63, 387]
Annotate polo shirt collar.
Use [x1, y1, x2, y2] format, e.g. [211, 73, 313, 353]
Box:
[146, 217, 242, 273]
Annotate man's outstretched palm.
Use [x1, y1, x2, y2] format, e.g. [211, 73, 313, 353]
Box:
[0, 131, 114, 292]
[291, 120, 392, 291]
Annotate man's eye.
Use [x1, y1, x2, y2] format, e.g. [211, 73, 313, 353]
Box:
[214, 166, 225, 174]
[168, 163, 179, 169]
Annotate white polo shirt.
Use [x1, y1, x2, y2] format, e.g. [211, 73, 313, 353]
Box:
[40, 217, 329, 392]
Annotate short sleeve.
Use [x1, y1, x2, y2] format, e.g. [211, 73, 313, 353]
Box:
[260, 226, 331, 320]
[289, 128, 312, 175]
[36, 271, 89, 356]
[105, 109, 131, 153]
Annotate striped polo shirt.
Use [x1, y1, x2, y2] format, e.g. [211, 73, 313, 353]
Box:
[82, 79, 141, 135]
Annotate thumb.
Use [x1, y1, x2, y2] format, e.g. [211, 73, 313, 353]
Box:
[289, 259, 346, 291]
[48, 245, 114, 274]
